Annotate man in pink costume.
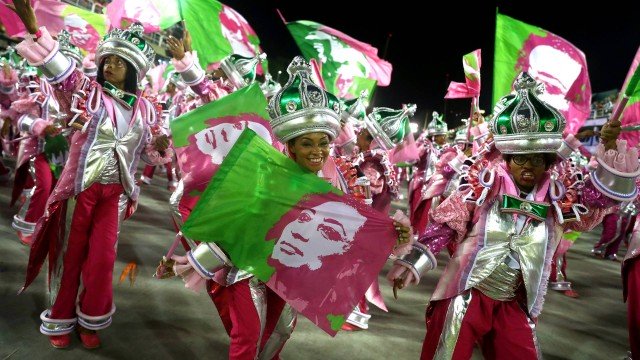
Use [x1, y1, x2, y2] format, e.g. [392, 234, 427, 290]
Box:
[10, 0, 170, 349]
[10, 30, 82, 246]
[388, 72, 637, 359]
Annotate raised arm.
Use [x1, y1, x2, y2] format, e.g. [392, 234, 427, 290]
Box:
[166, 37, 231, 103]
[8, 0, 86, 118]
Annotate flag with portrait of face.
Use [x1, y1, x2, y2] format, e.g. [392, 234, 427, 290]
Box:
[494, 13, 591, 134]
[286, 20, 391, 101]
[181, 129, 398, 336]
[170, 84, 274, 205]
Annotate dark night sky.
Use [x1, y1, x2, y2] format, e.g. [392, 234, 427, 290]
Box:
[226, 0, 639, 127]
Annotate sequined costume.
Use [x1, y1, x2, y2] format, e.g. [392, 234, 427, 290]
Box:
[16, 25, 168, 339]
[409, 114, 448, 235]
[390, 72, 639, 359]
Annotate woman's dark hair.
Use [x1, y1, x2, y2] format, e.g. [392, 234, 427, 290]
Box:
[503, 153, 557, 170]
[97, 56, 138, 94]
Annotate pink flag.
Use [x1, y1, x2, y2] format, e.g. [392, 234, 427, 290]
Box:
[181, 128, 398, 335]
[445, 49, 482, 100]
[494, 14, 592, 135]
[0, 0, 108, 51]
[106, 0, 180, 33]
[286, 20, 391, 99]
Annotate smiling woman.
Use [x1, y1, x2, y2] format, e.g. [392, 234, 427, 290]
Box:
[287, 133, 331, 173]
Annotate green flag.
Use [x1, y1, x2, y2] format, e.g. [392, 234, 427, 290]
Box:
[181, 129, 398, 336]
[181, 0, 261, 70]
[493, 13, 591, 133]
[181, 129, 340, 280]
[286, 20, 391, 100]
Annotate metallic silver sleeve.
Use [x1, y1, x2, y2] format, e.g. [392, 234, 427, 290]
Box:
[590, 157, 640, 202]
[179, 60, 205, 86]
[187, 242, 231, 279]
[40, 51, 74, 84]
[395, 242, 437, 284]
[18, 114, 39, 134]
[556, 139, 577, 160]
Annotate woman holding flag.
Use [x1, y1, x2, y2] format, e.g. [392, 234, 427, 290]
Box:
[168, 56, 412, 359]
[7, 0, 170, 350]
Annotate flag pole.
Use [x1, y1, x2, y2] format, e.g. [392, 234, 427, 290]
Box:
[370, 33, 392, 108]
[492, 7, 499, 109]
[612, 66, 640, 126]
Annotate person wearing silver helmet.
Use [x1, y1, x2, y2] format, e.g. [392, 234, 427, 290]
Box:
[8, 0, 170, 350]
[8, 29, 81, 247]
[170, 56, 411, 359]
[389, 72, 637, 359]
[408, 111, 449, 236]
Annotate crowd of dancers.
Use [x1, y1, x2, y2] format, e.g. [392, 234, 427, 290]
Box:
[0, 0, 639, 359]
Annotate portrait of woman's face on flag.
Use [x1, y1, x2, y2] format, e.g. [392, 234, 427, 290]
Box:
[264, 192, 395, 334]
[194, 120, 271, 165]
[271, 201, 367, 271]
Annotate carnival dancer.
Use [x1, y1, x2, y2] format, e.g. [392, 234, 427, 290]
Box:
[420, 125, 474, 256]
[593, 202, 637, 261]
[0, 49, 19, 181]
[409, 111, 448, 235]
[388, 72, 638, 359]
[8, 0, 170, 349]
[338, 103, 415, 331]
[159, 37, 276, 357]
[168, 56, 411, 359]
[9, 30, 81, 246]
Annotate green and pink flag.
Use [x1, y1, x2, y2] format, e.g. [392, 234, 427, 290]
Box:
[181, 128, 397, 335]
[170, 83, 274, 206]
[105, 0, 262, 71]
[0, 0, 108, 51]
[181, 0, 262, 72]
[616, 46, 640, 147]
[445, 49, 481, 107]
[493, 13, 591, 134]
[286, 20, 392, 100]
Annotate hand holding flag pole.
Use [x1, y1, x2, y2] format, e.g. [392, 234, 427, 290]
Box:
[603, 66, 639, 150]
[4, 0, 39, 34]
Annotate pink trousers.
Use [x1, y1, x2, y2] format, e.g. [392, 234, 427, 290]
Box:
[50, 183, 124, 319]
